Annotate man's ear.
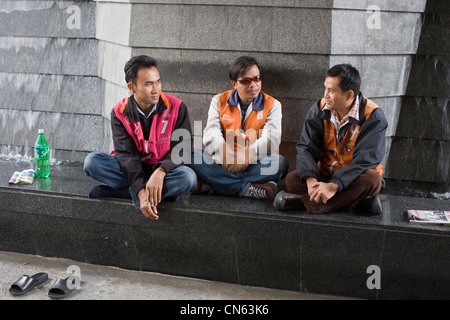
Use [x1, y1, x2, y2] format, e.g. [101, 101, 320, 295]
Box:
[346, 89, 355, 102]
[231, 80, 237, 89]
[127, 82, 134, 93]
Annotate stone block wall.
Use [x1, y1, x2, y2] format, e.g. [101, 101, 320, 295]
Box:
[329, 1, 425, 170]
[1, 0, 447, 192]
[98, 0, 426, 171]
[96, 0, 335, 163]
[384, 0, 450, 193]
[0, 0, 104, 161]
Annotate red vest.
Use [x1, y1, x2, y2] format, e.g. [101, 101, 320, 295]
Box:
[318, 98, 384, 176]
[112, 92, 181, 165]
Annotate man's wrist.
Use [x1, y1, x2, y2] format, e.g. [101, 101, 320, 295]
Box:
[156, 166, 167, 174]
[305, 176, 317, 184]
[328, 182, 339, 193]
[138, 187, 146, 198]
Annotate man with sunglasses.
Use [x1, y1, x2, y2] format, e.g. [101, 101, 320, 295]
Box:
[189, 56, 289, 200]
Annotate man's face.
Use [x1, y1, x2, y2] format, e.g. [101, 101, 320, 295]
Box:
[129, 67, 162, 108]
[232, 64, 262, 104]
[323, 76, 352, 111]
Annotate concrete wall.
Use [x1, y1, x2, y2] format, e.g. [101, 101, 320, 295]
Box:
[0, 0, 104, 161]
[96, 0, 426, 172]
[1, 0, 447, 192]
[384, 0, 450, 193]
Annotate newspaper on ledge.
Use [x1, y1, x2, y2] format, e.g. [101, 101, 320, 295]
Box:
[407, 210, 450, 226]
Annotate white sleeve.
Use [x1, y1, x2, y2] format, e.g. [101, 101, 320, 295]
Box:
[203, 94, 225, 160]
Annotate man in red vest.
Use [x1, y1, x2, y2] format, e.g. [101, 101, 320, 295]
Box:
[189, 56, 289, 200]
[84, 55, 196, 220]
[274, 64, 387, 214]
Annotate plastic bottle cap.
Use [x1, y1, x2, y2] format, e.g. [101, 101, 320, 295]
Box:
[38, 129, 44, 134]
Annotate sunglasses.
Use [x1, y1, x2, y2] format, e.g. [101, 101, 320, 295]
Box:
[236, 75, 261, 85]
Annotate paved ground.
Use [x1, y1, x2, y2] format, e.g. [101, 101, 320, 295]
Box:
[0, 251, 347, 301]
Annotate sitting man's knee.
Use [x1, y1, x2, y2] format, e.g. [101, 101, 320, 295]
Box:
[84, 152, 99, 175]
[361, 169, 383, 193]
[179, 166, 198, 190]
[260, 154, 289, 178]
[278, 155, 290, 178]
[285, 170, 303, 194]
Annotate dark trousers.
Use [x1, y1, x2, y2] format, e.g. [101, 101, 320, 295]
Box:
[285, 169, 382, 214]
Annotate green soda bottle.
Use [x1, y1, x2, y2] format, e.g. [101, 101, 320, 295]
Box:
[34, 129, 50, 178]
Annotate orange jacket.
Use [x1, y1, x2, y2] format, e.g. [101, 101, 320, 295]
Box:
[218, 90, 275, 144]
[318, 98, 384, 176]
[295, 94, 388, 191]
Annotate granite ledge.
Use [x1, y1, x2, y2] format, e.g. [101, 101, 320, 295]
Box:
[1, 159, 449, 235]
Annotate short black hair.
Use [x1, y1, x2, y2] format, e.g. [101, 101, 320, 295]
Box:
[124, 55, 158, 84]
[326, 64, 361, 97]
[229, 56, 261, 81]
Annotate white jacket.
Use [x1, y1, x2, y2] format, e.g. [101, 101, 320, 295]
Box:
[203, 92, 282, 163]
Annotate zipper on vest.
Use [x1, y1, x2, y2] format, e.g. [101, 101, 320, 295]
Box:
[145, 140, 149, 154]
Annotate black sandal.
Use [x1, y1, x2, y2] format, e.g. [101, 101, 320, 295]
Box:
[48, 276, 79, 299]
[9, 273, 49, 296]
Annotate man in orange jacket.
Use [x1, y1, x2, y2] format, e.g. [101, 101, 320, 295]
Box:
[274, 64, 388, 214]
[189, 56, 289, 200]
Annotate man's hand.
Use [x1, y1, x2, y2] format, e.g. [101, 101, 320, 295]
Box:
[225, 163, 249, 173]
[138, 188, 158, 220]
[219, 142, 234, 168]
[138, 167, 166, 220]
[147, 167, 166, 207]
[226, 142, 254, 173]
[308, 181, 339, 204]
[219, 129, 256, 173]
[305, 177, 318, 198]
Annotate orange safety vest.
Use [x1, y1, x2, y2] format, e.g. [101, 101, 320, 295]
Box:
[218, 90, 275, 144]
[318, 98, 384, 176]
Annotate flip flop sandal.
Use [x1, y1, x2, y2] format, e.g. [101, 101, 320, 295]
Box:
[48, 276, 79, 299]
[9, 272, 49, 296]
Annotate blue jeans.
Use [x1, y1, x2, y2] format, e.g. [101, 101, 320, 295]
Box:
[188, 149, 289, 196]
[84, 152, 197, 209]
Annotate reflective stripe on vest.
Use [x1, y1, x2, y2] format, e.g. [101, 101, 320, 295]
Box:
[113, 92, 181, 165]
[318, 98, 384, 176]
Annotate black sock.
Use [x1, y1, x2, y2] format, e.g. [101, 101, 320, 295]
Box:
[88, 185, 131, 200]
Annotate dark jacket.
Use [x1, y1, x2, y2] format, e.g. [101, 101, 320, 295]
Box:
[295, 93, 388, 191]
[111, 95, 192, 195]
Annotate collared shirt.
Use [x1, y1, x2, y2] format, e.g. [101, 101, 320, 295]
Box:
[137, 104, 157, 119]
[239, 101, 250, 122]
[226, 89, 265, 111]
[323, 95, 360, 133]
[226, 89, 264, 127]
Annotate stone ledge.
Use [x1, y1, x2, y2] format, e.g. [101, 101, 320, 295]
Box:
[1, 160, 449, 299]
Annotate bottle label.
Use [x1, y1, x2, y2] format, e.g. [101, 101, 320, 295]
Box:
[35, 147, 49, 159]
